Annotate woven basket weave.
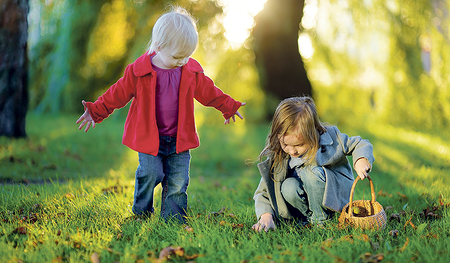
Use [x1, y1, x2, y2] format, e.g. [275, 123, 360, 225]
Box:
[339, 175, 387, 230]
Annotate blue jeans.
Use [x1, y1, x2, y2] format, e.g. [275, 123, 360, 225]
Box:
[132, 136, 191, 222]
[281, 165, 333, 224]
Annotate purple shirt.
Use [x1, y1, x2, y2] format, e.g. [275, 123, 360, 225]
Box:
[151, 60, 182, 136]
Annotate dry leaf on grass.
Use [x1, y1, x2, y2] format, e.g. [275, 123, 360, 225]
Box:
[399, 237, 409, 252]
[321, 247, 347, 263]
[90, 252, 100, 263]
[359, 252, 384, 262]
[184, 226, 194, 233]
[158, 246, 201, 261]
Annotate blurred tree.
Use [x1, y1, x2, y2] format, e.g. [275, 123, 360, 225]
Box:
[33, 0, 111, 113]
[0, 0, 29, 137]
[252, 0, 311, 118]
[380, 0, 450, 129]
[29, 0, 223, 114]
[304, 0, 450, 130]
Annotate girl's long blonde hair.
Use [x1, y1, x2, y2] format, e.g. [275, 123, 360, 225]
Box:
[259, 97, 327, 172]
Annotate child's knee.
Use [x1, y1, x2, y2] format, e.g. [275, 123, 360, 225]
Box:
[302, 166, 326, 183]
[281, 178, 304, 202]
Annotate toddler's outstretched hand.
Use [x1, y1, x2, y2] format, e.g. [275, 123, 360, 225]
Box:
[252, 213, 276, 232]
[354, 158, 371, 180]
[224, 102, 246, 125]
[76, 100, 95, 132]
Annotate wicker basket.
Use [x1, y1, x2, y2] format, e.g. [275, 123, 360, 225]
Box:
[338, 175, 387, 230]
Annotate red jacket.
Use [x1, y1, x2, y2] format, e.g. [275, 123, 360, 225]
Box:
[85, 53, 242, 156]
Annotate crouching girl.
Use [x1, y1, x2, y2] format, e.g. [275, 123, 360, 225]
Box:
[252, 97, 374, 231]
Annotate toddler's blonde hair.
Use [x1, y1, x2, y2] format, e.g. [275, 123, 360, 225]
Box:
[147, 6, 198, 56]
[260, 97, 327, 172]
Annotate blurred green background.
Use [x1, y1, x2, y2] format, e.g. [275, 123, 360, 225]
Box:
[22, 0, 450, 131]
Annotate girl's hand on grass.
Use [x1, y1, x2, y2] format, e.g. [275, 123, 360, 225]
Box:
[354, 157, 371, 180]
[76, 100, 95, 132]
[252, 213, 276, 232]
[224, 102, 246, 125]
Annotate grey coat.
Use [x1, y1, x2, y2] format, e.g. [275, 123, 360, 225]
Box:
[253, 126, 374, 220]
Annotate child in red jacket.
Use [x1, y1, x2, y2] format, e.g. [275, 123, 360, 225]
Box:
[76, 6, 245, 223]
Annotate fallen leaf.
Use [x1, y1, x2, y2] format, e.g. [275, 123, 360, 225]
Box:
[341, 235, 354, 244]
[359, 252, 384, 262]
[185, 253, 202, 260]
[159, 246, 175, 260]
[357, 234, 370, 242]
[184, 226, 194, 233]
[425, 233, 438, 239]
[231, 223, 244, 229]
[389, 229, 399, 237]
[403, 216, 416, 230]
[321, 247, 347, 263]
[65, 193, 75, 199]
[389, 213, 401, 223]
[419, 206, 442, 220]
[397, 192, 407, 200]
[377, 188, 392, 197]
[385, 206, 394, 211]
[157, 246, 199, 261]
[52, 256, 63, 263]
[159, 246, 184, 260]
[105, 247, 120, 255]
[102, 185, 124, 195]
[174, 247, 185, 257]
[73, 241, 82, 249]
[322, 237, 333, 247]
[12, 227, 27, 235]
[399, 237, 409, 252]
[90, 252, 100, 263]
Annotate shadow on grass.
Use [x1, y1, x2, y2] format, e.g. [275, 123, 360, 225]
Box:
[0, 112, 135, 184]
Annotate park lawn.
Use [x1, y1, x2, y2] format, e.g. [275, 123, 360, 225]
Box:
[0, 113, 449, 262]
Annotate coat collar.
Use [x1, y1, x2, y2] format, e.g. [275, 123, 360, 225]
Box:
[132, 52, 204, 77]
[286, 129, 334, 169]
[258, 129, 333, 171]
[319, 128, 333, 146]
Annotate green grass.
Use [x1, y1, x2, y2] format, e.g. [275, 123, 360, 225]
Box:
[1, 113, 449, 262]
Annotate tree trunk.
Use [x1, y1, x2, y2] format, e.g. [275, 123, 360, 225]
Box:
[252, 0, 311, 117]
[0, 0, 29, 137]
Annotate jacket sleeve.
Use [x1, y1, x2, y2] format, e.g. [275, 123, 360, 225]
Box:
[193, 72, 242, 119]
[333, 126, 375, 169]
[253, 177, 275, 219]
[85, 64, 137, 123]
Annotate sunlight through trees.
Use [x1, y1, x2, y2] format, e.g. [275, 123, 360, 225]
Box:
[23, 0, 450, 130]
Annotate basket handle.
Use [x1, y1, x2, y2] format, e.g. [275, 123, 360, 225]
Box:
[348, 175, 376, 217]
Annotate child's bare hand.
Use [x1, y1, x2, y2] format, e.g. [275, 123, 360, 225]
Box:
[354, 158, 371, 180]
[224, 102, 246, 125]
[252, 213, 276, 232]
[76, 100, 95, 132]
